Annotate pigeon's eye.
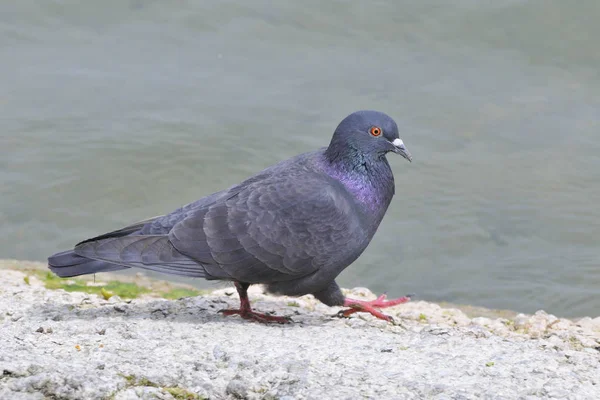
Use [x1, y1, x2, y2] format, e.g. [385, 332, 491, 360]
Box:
[369, 126, 382, 137]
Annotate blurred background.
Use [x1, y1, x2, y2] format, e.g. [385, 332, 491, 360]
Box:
[1, 1, 599, 317]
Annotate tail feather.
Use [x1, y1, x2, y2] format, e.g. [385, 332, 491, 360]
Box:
[73, 235, 207, 278]
[48, 216, 208, 279]
[48, 217, 162, 278]
[48, 250, 130, 278]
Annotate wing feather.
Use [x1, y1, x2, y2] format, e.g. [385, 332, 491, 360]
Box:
[169, 171, 366, 283]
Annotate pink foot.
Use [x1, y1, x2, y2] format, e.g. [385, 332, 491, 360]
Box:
[218, 308, 292, 324]
[218, 282, 293, 324]
[337, 294, 412, 322]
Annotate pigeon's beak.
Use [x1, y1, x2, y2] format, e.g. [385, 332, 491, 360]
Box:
[391, 138, 412, 162]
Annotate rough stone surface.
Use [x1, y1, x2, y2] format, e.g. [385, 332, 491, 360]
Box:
[1, 268, 599, 399]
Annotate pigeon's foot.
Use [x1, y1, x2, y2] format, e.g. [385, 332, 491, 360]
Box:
[218, 281, 292, 324]
[337, 294, 412, 322]
[218, 308, 292, 324]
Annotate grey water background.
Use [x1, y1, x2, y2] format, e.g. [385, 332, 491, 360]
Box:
[1, 1, 599, 317]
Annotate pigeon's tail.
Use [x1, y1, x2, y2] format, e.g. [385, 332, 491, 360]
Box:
[47, 217, 160, 278]
[48, 250, 130, 278]
[72, 235, 207, 278]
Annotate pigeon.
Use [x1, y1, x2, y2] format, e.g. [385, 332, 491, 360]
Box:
[48, 110, 413, 323]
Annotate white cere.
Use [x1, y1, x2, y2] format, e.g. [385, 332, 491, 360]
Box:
[392, 138, 404, 147]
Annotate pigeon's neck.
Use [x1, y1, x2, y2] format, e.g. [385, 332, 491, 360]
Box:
[322, 150, 395, 216]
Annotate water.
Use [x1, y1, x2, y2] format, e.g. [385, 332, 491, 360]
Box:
[1, 1, 599, 317]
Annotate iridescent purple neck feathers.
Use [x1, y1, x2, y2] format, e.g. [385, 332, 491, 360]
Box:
[320, 153, 395, 215]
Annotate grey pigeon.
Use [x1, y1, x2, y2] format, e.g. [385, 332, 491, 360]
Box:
[48, 110, 413, 323]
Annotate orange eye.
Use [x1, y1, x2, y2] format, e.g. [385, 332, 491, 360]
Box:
[369, 126, 382, 137]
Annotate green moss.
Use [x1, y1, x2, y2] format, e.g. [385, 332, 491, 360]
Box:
[120, 374, 157, 387]
[164, 387, 204, 400]
[162, 287, 202, 300]
[121, 374, 137, 385]
[287, 301, 300, 307]
[485, 361, 495, 367]
[39, 271, 149, 299]
[55, 280, 147, 299]
[119, 374, 203, 399]
[33, 269, 206, 301]
[418, 313, 427, 322]
[137, 377, 158, 387]
[568, 336, 583, 350]
[23, 276, 30, 285]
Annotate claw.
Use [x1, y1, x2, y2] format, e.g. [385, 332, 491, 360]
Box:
[219, 308, 292, 324]
[335, 293, 411, 323]
[219, 282, 293, 324]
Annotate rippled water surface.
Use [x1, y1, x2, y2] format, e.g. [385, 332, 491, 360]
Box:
[2, 1, 599, 317]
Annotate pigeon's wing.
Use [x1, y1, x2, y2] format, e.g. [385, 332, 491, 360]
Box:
[169, 171, 365, 283]
[70, 177, 276, 278]
[74, 190, 233, 246]
[139, 188, 234, 235]
[75, 216, 161, 246]
[137, 173, 274, 235]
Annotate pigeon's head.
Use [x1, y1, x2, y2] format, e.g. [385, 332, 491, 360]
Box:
[326, 110, 412, 163]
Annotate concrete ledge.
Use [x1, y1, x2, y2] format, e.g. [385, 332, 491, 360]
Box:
[1, 262, 599, 399]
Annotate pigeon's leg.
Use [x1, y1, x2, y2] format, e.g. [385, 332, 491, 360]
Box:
[218, 282, 292, 324]
[338, 294, 412, 322]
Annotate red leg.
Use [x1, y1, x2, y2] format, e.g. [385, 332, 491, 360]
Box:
[337, 293, 412, 322]
[218, 282, 292, 324]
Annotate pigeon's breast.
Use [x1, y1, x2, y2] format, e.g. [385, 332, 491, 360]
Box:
[333, 175, 377, 208]
[319, 159, 394, 218]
